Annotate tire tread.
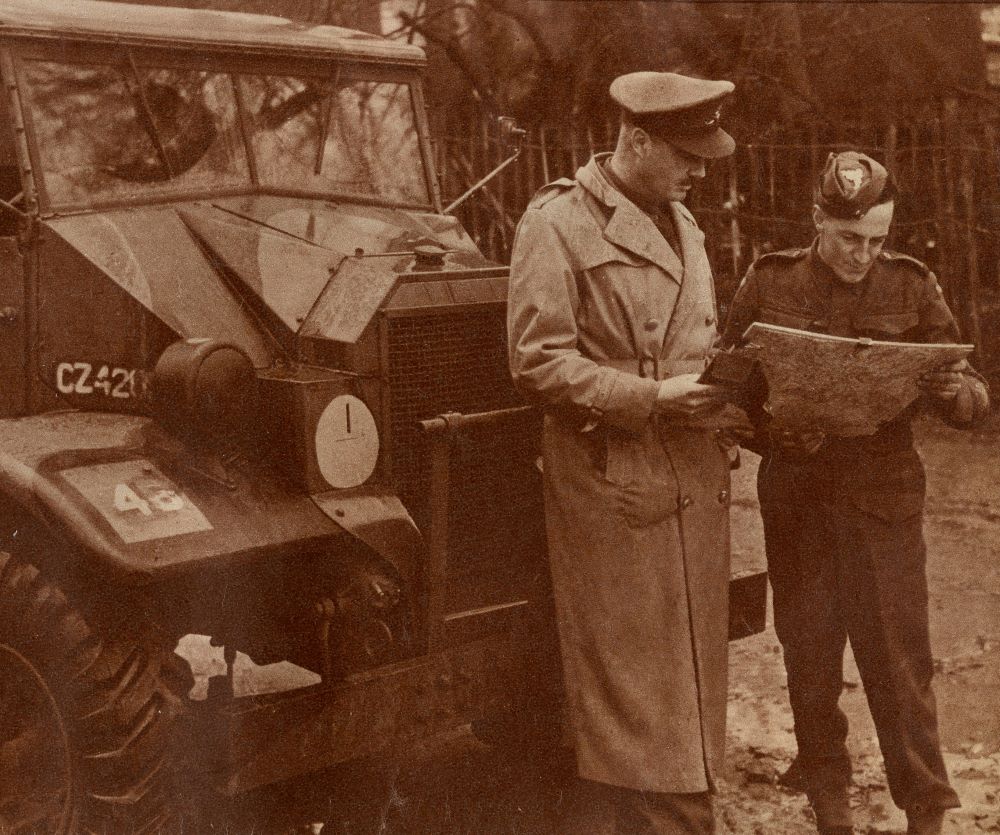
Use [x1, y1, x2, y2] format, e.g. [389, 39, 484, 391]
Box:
[0, 551, 188, 834]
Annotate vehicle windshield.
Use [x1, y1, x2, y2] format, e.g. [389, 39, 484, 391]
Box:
[18, 55, 431, 209]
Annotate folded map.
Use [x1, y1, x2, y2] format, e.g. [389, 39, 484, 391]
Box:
[741, 322, 974, 436]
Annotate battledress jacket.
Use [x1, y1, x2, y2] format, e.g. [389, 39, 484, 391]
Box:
[721, 244, 990, 516]
[507, 155, 732, 793]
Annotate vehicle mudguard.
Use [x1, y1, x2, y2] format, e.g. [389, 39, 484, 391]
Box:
[0, 411, 420, 583]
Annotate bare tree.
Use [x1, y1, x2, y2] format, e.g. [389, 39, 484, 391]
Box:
[386, 1, 989, 136]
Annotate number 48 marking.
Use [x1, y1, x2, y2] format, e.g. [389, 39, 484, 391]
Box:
[113, 483, 185, 517]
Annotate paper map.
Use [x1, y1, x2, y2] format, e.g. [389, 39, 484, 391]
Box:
[742, 322, 974, 436]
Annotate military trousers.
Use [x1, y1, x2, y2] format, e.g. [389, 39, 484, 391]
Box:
[757, 455, 960, 813]
[558, 778, 714, 835]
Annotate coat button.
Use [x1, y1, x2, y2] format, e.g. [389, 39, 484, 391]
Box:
[679, 495, 694, 509]
[644, 319, 659, 332]
[718, 489, 730, 503]
[705, 315, 716, 326]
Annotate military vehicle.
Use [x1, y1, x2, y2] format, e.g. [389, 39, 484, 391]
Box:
[0, 2, 767, 832]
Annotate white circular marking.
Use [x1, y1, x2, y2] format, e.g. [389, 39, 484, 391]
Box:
[315, 394, 379, 489]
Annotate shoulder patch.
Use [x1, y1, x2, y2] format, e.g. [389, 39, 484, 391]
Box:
[753, 248, 807, 268]
[878, 249, 932, 277]
[527, 177, 575, 210]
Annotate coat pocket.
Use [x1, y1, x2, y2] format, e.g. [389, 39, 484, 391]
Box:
[604, 429, 680, 528]
[760, 306, 823, 331]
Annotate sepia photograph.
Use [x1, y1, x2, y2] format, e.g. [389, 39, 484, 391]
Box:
[0, 1, 997, 833]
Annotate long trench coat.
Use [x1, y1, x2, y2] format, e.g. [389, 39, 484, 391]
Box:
[507, 155, 731, 793]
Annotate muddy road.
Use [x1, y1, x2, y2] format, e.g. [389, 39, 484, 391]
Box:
[722, 419, 1000, 834]
[204, 418, 1000, 834]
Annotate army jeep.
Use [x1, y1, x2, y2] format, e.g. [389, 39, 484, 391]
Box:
[0, 2, 767, 832]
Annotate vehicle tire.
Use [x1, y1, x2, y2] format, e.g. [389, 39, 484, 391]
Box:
[0, 551, 191, 834]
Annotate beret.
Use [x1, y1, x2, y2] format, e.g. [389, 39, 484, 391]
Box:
[816, 151, 896, 218]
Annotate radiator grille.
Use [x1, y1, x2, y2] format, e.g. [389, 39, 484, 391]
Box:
[385, 307, 543, 576]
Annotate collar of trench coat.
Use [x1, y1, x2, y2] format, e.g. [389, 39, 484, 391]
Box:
[574, 154, 715, 360]
[576, 153, 705, 287]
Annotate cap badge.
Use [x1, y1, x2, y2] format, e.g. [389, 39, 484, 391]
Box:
[838, 166, 866, 198]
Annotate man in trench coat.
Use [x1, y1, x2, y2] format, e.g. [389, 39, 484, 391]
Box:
[507, 72, 750, 833]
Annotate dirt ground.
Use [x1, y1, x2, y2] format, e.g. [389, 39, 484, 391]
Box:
[204, 417, 1000, 834]
[722, 417, 1000, 834]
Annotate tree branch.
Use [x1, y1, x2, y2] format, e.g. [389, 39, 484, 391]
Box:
[398, 11, 498, 111]
[480, 0, 557, 78]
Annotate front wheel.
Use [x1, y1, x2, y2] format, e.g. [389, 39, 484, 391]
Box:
[0, 552, 190, 834]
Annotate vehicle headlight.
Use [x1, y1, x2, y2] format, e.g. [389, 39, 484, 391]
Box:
[151, 338, 257, 441]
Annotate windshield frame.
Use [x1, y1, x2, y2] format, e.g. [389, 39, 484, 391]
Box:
[6, 40, 439, 216]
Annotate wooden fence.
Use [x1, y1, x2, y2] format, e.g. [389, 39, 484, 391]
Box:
[432, 104, 1000, 374]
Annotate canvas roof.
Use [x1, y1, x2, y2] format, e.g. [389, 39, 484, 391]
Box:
[0, 0, 425, 64]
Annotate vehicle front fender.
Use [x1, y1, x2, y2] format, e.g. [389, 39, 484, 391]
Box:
[0, 412, 419, 584]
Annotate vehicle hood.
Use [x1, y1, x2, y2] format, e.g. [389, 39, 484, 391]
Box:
[43, 196, 493, 355]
